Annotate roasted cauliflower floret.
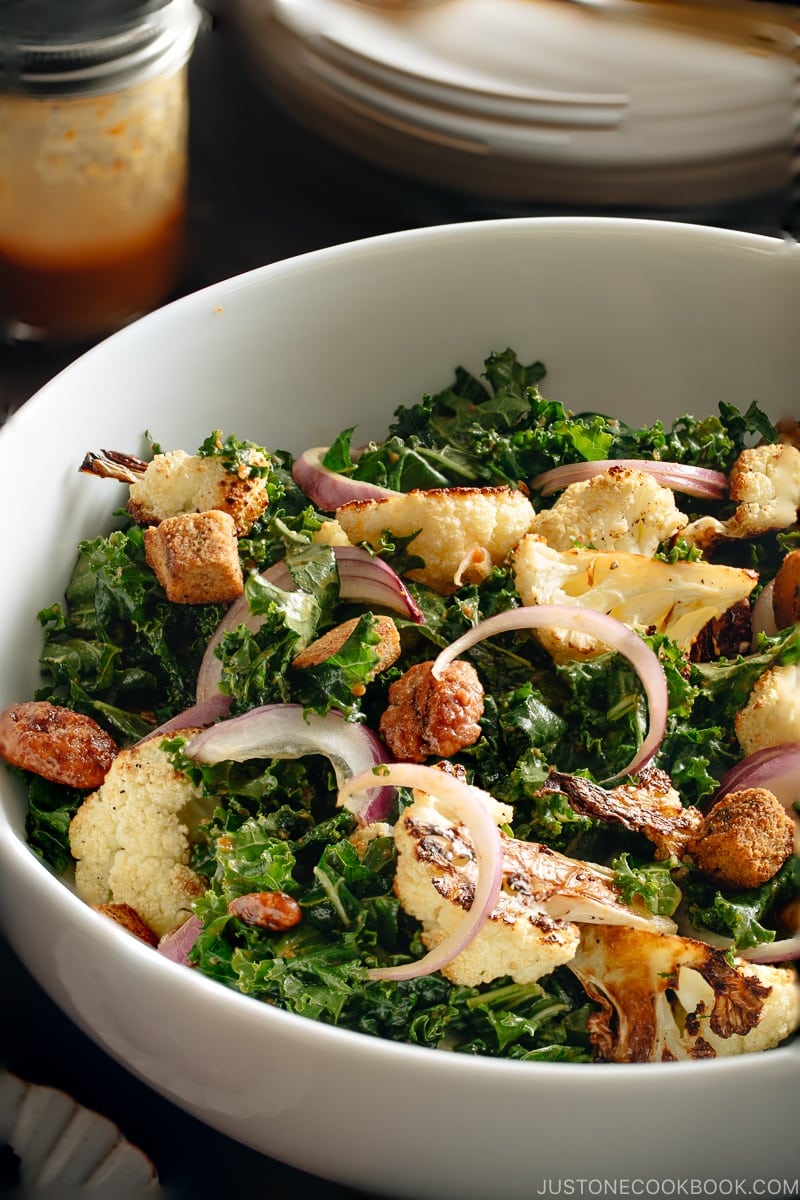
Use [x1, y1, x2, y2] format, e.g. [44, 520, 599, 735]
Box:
[685, 787, 795, 889]
[394, 788, 674, 988]
[529, 467, 687, 556]
[69, 732, 213, 937]
[684, 444, 800, 551]
[512, 534, 757, 662]
[335, 486, 534, 594]
[568, 924, 800, 1062]
[545, 766, 704, 861]
[127, 448, 270, 535]
[735, 662, 800, 756]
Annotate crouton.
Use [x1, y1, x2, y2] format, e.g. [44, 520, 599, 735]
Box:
[291, 614, 401, 676]
[144, 509, 244, 605]
[686, 787, 795, 889]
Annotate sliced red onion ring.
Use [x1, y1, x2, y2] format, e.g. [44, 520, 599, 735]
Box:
[292, 446, 399, 510]
[682, 921, 800, 965]
[186, 704, 395, 824]
[741, 934, 800, 964]
[157, 915, 202, 964]
[750, 580, 778, 645]
[196, 548, 422, 702]
[714, 741, 800, 809]
[332, 546, 424, 623]
[339, 762, 504, 981]
[432, 605, 668, 782]
[137, 693, 233, 744]
[531, 459, 729, 500]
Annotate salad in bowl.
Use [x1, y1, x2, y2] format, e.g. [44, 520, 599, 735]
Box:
[3, 344, 798, 1065]
[1, 218, 799, 1196]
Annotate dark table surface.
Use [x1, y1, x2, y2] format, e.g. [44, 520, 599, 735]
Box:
[1, 8, 796, 1197]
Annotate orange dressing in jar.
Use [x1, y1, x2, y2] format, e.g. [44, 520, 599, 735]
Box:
[0, 1, 201, 344]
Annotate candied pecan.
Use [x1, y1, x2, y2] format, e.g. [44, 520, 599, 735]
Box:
[227, 891, 302, 931]
[0, 701, 118, 789]
[379, 660, 484, 762]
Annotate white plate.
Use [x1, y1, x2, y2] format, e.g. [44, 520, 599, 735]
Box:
[227, 0, 797, 209]
[0, 1070, 159, 1190]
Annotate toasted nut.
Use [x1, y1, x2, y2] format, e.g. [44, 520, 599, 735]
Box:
[291, 614, 401, 675]
[772, 549, 800, 630]
[0, 701, 118, 789]
[379, 659, 484, 762]
[227, 891, 302, 931]
[94, 902, 159, 947]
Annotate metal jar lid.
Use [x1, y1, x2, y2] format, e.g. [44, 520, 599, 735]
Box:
[0, 0, 204, 97]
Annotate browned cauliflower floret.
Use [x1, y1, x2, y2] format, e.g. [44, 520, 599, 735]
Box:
[379, 660, 484, 762]
[511, 534, 756, 662]
[734, 662, 800, 756]
[69, 732, 213, 937]
[545, 766, 704, 861]
[335, 486, 534, 594]
[684, 444, 800, 551]
[127, 448, 269, 535]
[529, 467, 687, 556]
[394, 788, 675, 988]
[685, 788, 795, 889]
[568, 924, 800, 1062]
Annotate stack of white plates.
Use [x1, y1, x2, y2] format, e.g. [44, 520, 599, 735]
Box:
[228, 0, 797, 214]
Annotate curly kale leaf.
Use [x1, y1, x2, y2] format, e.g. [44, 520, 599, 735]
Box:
[612, 852, 682, 917]
[606, 400, 776, 472]
[685, 855, 800, 952]
[338, 349, 614, 490]
[36, 527, 222, 735]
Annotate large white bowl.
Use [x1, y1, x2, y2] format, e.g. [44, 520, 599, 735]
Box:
[1, 219, 799, 1198]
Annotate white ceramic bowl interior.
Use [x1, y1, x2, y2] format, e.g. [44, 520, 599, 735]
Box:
[1, 219, 799, 1198]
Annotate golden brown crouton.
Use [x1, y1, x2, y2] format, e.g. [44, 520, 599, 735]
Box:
[291, 615, 401, 675]
[686, 787, 795, 889]
[144, 510, 244, 604]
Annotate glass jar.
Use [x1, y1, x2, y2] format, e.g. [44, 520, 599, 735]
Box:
[0, 1, 203, 344]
